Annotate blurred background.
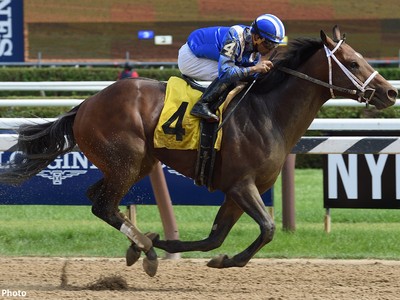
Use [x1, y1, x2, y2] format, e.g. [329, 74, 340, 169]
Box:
[23, 0, 399, 65]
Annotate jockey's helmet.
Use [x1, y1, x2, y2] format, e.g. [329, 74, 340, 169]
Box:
[251, 14, 285, 44]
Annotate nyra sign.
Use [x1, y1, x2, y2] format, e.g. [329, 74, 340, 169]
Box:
[323, 154, 400, 209]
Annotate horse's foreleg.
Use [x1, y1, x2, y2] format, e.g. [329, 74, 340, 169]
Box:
[207, 184, 275, 268]
[152, 198, 243, 253]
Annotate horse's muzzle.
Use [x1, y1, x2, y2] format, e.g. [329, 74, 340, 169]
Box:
[368, 86, 398, 109]
[357, 88, 376, 103]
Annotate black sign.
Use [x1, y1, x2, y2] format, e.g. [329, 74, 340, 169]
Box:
[323, 154, 400, 209]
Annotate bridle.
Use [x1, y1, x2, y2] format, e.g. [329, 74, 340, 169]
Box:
[324, 39, 378, 103]
[278, 39, 379, 104]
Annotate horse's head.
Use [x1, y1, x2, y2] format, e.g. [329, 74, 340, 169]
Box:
[320, 26, 398, 109]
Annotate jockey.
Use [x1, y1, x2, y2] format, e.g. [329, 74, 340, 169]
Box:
[178, 14, 285, 122]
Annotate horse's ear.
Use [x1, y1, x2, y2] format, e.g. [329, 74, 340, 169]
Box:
[332, 25, 341, 42]
[320, 30, 327, 43]
[320, 30, 335, 48]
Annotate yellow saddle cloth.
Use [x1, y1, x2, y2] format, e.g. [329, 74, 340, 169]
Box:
[154, 76, 223, 150]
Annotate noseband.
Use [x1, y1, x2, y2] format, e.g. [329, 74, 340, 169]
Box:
[278, 39, 378, 104]
[324, 39, 378, 104]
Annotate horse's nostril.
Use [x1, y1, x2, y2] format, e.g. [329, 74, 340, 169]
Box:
[388, 89, 398, 100]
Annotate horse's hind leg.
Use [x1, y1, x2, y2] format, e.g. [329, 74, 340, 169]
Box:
[87, 178, 143, 255]
[88, 177, 151, 246]
[83, 139, 159, 276]
[86, 178, 104, 202]
[88, 174, 159, 277]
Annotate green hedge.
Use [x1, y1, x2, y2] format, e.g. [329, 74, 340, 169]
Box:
[0, 67, 181, 81]
[0, 67, 398, 168]
[0, 66, 397, 82]
[0, 67, 182, 97]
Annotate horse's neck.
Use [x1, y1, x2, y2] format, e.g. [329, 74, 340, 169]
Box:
[271, 59, 330, 148]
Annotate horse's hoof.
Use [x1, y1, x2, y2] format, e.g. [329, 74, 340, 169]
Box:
[142, 247, 158, 277]
[126, 244, 141, 266]
[207, 254, 229, 268]
[143, 256, 159, 277]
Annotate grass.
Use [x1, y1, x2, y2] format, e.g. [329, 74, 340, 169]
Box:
[0, 169, 399, 260]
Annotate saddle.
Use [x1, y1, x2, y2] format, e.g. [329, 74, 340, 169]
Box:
[182, 76, 245, 190]
[154, 76, 246, 190]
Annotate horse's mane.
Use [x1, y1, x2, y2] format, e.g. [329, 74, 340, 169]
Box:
[253, 37, 323, 93]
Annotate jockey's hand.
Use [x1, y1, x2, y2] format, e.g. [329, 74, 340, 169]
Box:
[251, 60, 274, 74]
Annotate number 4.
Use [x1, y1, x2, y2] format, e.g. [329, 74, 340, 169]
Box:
[161, 101, 188, 141]
[221, 41, 236, 58]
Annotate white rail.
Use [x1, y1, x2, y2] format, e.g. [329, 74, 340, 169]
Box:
[0, 80, 398, 91]
[0, 99, 83, 107]
[0, 80, 397, 107]
[0, 134, 17, 149]
[0, 118, 399, 132]
[0, 98, 399, 107]
[0, 81, 114, 91]
[308, 118, 400, 131]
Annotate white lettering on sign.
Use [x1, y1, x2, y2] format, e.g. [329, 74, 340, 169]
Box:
[0, 151, 98, 185]
[365, 154, 387, 199]
[328, 154, 400, 201]
[0, 0, 13, 56]
[328, 154, 358, 199]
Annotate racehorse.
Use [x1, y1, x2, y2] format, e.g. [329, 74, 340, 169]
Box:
[0, 27, 397, 276]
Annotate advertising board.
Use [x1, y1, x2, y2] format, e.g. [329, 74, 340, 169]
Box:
[0, 151, 273, 206]
[0, 0, 24, 62]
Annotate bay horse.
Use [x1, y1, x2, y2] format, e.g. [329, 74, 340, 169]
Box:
[0, 27, 397, 276]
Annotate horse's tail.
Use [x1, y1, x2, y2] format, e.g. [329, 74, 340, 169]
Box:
[0, 105, 81, 185]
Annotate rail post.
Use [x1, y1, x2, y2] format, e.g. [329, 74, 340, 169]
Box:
[282, 154, 296, 231]
[149, 161, 181, 259]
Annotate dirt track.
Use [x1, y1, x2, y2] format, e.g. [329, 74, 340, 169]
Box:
[1, 257, 400, 300]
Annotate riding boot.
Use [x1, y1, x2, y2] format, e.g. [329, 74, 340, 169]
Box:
[190, 78, 228, 122]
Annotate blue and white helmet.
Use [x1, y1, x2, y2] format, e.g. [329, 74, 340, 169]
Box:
[251, 14, 285, 43]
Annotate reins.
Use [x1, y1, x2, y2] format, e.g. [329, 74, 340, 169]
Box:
[276, 66, 357, 95]
[216, 76, 258, 131]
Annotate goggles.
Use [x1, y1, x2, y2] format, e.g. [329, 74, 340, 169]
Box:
[262, 39, 279, 50]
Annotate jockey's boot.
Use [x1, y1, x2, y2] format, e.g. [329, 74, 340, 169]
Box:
[190, 79, 228, 122]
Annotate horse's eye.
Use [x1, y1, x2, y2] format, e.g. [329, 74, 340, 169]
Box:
[350, 61, 359, 69]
